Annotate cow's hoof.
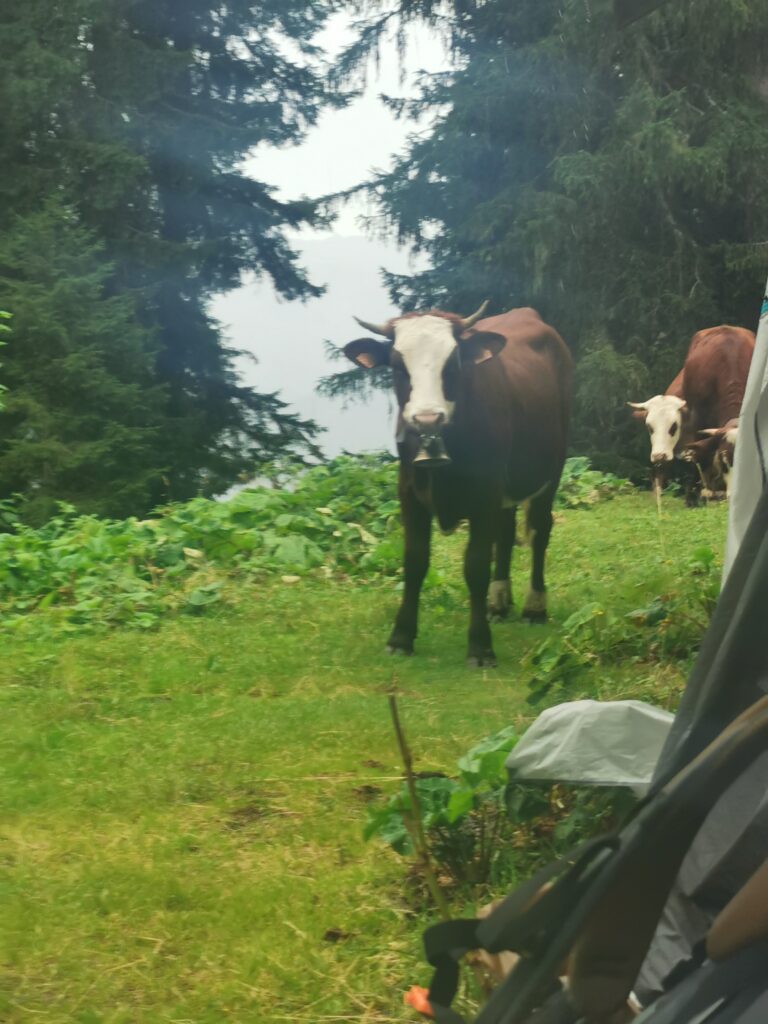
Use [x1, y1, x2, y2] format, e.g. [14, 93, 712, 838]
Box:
[466, 650, 497, 668]
[488, 581, 512, 623]
[488, 608, 513, 624]
[523, 609, 548, 625]
[386, 638, 414, 656]
[523, 588, 547, 623]
[489, 606, 514, 622]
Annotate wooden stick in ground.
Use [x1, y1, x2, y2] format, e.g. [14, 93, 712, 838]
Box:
[389, 689, 500, 1006]
[388, 690, 451, 922]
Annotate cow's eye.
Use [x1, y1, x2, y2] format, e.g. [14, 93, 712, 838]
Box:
[442, 357, 459, 380]
[669, 423, 678, 437]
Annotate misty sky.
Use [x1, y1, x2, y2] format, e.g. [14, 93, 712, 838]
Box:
[210, 15, 447, 457]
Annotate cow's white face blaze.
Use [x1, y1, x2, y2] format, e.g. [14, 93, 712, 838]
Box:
[393, 315, 457, 430]
[630, 395, 687, 463]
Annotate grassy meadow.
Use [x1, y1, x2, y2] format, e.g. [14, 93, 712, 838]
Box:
[0, 492, 728, 1023]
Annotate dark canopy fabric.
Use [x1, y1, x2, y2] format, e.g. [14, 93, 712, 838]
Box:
[614, 0, 672, 28]
[635, 322, 768, 1002]
[635, 488, 768, 1001]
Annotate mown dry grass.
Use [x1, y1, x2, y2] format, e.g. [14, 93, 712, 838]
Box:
[0, 494, 727, 1022]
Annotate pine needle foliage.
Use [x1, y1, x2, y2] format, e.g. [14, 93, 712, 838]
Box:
[0, 1, 343, 515]
[0, 202, 166, 524]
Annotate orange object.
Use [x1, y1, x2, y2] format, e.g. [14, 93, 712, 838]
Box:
[404, 985, 435, 1018]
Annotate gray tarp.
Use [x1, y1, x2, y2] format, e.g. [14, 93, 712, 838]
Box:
[505, 699, 674, 797]
[635, 287, 768, 1004]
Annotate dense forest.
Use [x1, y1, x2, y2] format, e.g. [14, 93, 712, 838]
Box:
[2, 0, 768, 518]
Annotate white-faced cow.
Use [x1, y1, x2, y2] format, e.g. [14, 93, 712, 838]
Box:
[343, 303, 573, 666]
[679, 325, 755, 495]
[628, 368, 689, 469]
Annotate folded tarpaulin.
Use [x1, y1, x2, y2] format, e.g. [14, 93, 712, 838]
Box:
[505, 699, 674, 797]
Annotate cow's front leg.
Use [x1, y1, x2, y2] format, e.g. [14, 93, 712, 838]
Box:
[387, 491, 431, 656]
[465, 512, 496, 667]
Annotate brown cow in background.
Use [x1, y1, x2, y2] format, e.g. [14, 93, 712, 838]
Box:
[680, 325, 755, 495]
[629, 325, 755, 500]
[343, 303, 572, 666]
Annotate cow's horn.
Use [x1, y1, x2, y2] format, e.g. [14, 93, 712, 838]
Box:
[353, 316, 394, 339]
[459, 299, 490, 330]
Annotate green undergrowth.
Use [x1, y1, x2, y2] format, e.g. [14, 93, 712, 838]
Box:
[0, 491, 727, 1022]
[363, 506, 722, 899]
[0, 454, 627, 636]
[0, 454, 400, 634]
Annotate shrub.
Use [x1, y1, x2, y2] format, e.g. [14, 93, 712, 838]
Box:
[364, 726, 520, 887]
[0, 453, 628, 635]
[365, 724, 636, 895]
[526, 546, 719, 707]
[0, 454, 402, 633]
[555, 456, 631, 509]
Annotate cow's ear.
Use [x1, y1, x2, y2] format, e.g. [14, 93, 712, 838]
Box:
[460, 330, 506, 365]
[343, 338, 392, 369]
[626, 401, 648, 421]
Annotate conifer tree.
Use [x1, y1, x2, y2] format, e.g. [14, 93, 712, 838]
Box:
[0, 203, 166, 523]
[0, 0, 340, 512]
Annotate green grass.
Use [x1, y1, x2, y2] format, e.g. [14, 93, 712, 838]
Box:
[0, 494, 727, 1023]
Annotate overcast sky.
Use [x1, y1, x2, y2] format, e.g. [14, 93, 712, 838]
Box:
[247, 15, 446, 237]
[211, 15, 447, 457]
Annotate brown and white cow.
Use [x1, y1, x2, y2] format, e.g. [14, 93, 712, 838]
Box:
[628, 368, 690, 469]
[343, 303, 573, 666]
[677, 325, 755, 495]
[629, 326, 755, 499]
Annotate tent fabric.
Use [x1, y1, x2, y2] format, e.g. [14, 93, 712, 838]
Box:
[636, 943, 768, 1024]
[725, 293, 768, 578]
[635, 283, 768, 1005]
[504, 700, 674, 796]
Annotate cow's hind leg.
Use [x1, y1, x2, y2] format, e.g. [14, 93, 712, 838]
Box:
[465, 511, 496, 667]
[523, 488, 555, 623]
[488, 506, 516, 622]
[387, 492, 431, 655]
